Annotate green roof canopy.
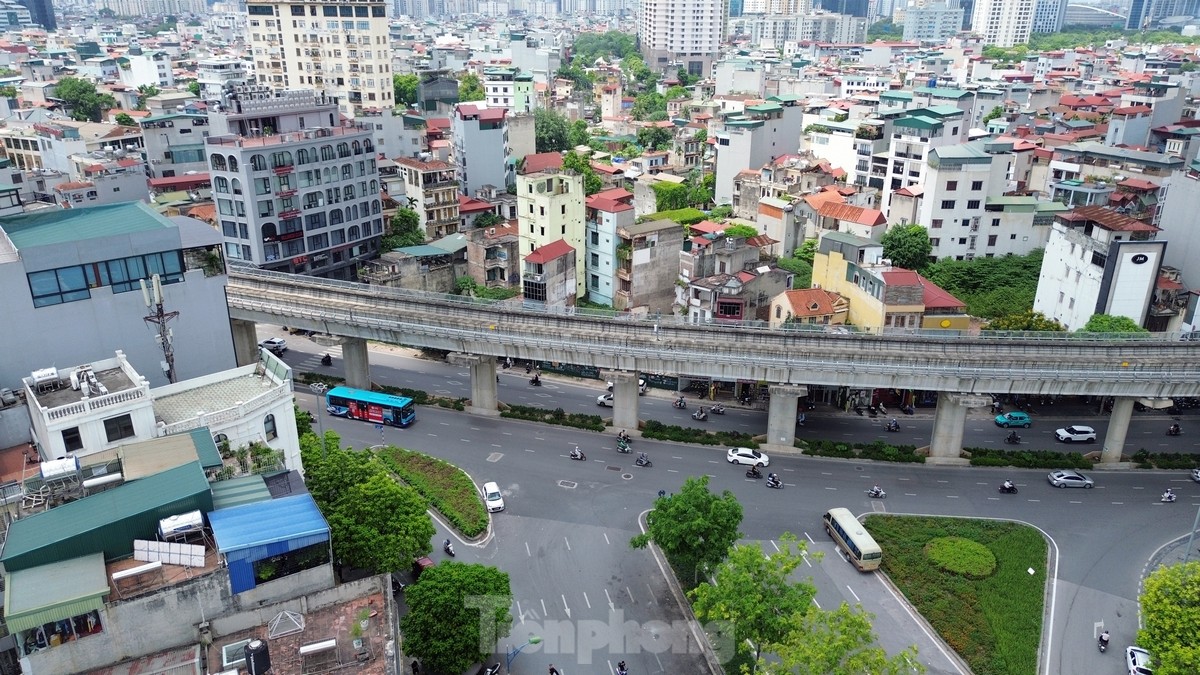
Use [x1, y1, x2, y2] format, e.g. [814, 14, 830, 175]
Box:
[3, 553, 109, 632]
[211, 475, 273, 510]
[1, 202, 175, 250]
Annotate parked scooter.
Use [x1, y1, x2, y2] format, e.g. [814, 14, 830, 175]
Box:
[443, 539, 455, 557]
[710, 403, 725, 415]
[901, 404, 915, 415]
[853, 405, 865, 416]
[320, 354, 332, 366]
[867, 486, 886, 499]
[569, 447, 587, 461]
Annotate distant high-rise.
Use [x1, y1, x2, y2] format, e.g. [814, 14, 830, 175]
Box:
[816, 0, 868, 16]
[1031, 0, 1068, 33]
[19, 0, 54, 30]
[970, 0, 1032, 48]
[639, 0, 722, 77]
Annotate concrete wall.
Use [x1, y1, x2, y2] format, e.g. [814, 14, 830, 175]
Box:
[27, 564, 340, 675]
[0, 404, 32, 450]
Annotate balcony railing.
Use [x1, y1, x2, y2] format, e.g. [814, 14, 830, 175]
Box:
[276, 188, 297, 198]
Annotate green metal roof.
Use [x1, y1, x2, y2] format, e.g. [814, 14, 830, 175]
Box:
[895, 115, 943, 130]
[188, 428, 224, 470]
[745, 102, 783, 113]
[915, 87, 972, 99]
[880, 91, 913, 100]
[210, 475, 273, 510]
[393, 244, 453, 256]
[923, 105, 966, 118]
[2, 202, 176, 250]
[3, 553, 109, 632]
[0, 462, 213, 572]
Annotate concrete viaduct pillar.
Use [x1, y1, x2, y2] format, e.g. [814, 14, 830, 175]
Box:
[764, 385, 807, 453]
[230, 318, 260, 367]
[1100, 396, 1135, 464]
[929, 392, 992, 465]
[449, 353, 499, 417]
[340, 338, 371, 391]
[609, 372, 641, 435]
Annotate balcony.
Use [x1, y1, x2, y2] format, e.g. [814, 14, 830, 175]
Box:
[275, 188, 297, 198]
[523, 272, 545, 283]
[485, 255, 508, 268]
[279, 208, 302, 219]
[273, 165, 294, 176]
[617, 265, 631, 281]
[422, 179, 458, 189]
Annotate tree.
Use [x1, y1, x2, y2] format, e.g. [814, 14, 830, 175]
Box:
[663, 85, 690, 100]
[473, 212, 504, 229]
[768, 603, 924, 675]
[401, 562, 513, 675]
[1138, 561, 1200, 675]
[631, 91, 666, 121]
[299, 439, 380, 513]
[114, 113, 137, 126]
[186, 81, 200, 96]
[570, 31, 638, 64]
[383, 208, 424, 249]
[0, 85, 16, 99]
[879, 224, 932, 270]
[562, 151, 602, 195]
[393, 73, 419, 106]
[723, 224, 757, 239]
[982, 105, 1005, 124]
[534, 107, 570, 153]
[922, 251, 1043, 318]
[637, 125, 673, 151]
[566, 119, 591, 148]
[690, 535, 815, 664]
[326, 472, 435, 573]
[135, 84, 159, 111]
[55, 77, 116, 122]
[866, 19, 902, 42]
[556, 62, 594, 91]
[794, 239, 818, 265]
[984, 310, 1066, 332]
[458, 73, 484, 102]
[630, 475, 743, 589]
[1080, 313, 1149, 333]
[776, 255, 813, 289]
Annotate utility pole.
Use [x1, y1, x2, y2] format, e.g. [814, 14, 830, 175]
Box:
[141, 274, 180, 383]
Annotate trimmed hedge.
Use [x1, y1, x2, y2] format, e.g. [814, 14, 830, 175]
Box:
[501, 404, 605, 431]
[966, 447, 1090, 469]
[376, 446, 489, 538]
[295, 371, 346, 386]
[641, 420, 759, 448]
[1131, 450, 1200, 470]
[802, 439, 925, 463]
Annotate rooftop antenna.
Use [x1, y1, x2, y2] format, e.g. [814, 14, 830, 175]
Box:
[141, 275, 180, 383]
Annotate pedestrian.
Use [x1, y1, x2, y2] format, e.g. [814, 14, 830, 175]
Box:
[411, 660, 420, 674]
[548, 664, 560, 675]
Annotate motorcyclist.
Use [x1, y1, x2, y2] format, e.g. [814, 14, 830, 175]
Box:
[675, 395, 686, 408]
[1007, 431, 1020, 443]
[1099, 630, 1110, 647]
[694, 407, 707, 420]
[532, 373, 541, 385]
[767, 472, 780, 485]
[1163, 488, 1176, 500]
[1170, 423, 1182, 435]
[888, 418, 898, 430]
[1003, 479, 1014, 492]
[571, 446, 582, 459]
[618, 430, 629, 442]
[871, 484, 882, 496]
[617, 661, 628, 675]
[637, 452, 648, 463]
[747, 465, 762, 478]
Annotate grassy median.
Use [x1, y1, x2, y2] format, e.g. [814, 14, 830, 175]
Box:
[863, 515, 1046, 675]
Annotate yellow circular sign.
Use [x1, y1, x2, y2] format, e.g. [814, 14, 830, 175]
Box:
[940, 319, 951, 328]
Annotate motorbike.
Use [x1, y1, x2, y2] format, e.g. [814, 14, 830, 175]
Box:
[886, 421, 900, 432]
[853, 406, 865, 416]
[999, 483, 1018, 494]
[1162, 490, 1177, 503]
[525, 363, 533, 374]
[616, 439, 631, 454]
[867, 407, 878, 418]
[711, 403, 725, 415]
[320, 354, 332, 366]
[618, 431, 632, 443]
[746, 467, 763, 479]
[616, 662, 629, 675]
[876, 403, 887, 415]
[766, 477, 784, 489]
[530, 377, 542, 387]
[443, 539, 455, 557]
[1168, 426, 1183, 437]
[569, 448, 587, 461]
[1098, 632, 1110, 653]
[634, 454, 652, 468]
[692, 408, 708, 421]
[867, 487, 886, 499]
[673, 398, 687, 409]
[1004, 434, 1022, 445]
[483, 665, 501, 675]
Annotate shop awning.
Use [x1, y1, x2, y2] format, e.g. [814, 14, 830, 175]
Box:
[3, 553, 109, 632]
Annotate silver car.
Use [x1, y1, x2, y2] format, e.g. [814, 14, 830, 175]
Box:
[1047, 469, 1094, 489]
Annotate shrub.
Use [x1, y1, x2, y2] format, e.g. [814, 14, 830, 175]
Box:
[802, 439, 924, 463]
[925, 536, 997, 579]
[500, 404, 605, 431]
[295, 371, 346, 386]
[376, 447, 489, 537]
[966, 447, 1090, 469]
[641, 419, 759, 448]
[374, 384, 466, 410]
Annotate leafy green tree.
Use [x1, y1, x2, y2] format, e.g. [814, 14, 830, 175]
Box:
[982, 106, 1005, 124]
[637, 125, 673, 151]
[0, 85, 16, 99]
[114, 113, 137, 126]
[135, 84, 159, 111]
[473, 212, 504, 229]
[794, 239, 818, 265]
[708, 204, 732, 220]
[866, 18, 902, 41]
[769, 603, 924, 675]
[1080, 313, 1149, 333]
[556, 62, 594, 91]
[299, 439, 379, 513]
[326, 472, 435, 573]
[562, 151, 602, 195]
[401, 562, 513, 675]
[621, 54, 656, 89]
[664, 85, 689, 100]
[566, 119, 590, 148]
[393, 73, 419, 106]
[534, 107, 570, 153]
[458, 73, 484, 102]
[186, 81, 200, 96]
[922, 250, 1043, 318]
[776, 255, 813, 289]
[55, 77, 116, 122]
[631, 475, 743, 589]
[880, 224, 932, 270]
[383, 208, 424, 249]
[571, 31, 638, 64]
[691, 534, 815, 664]
[984, 310, 1066, 332]
[1138, 561, 1200, 675]
[723, 224, 757, 239]
[631, 91, 666, 121]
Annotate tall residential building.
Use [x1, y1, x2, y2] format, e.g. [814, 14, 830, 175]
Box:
[902, 0, 964, 43]
[481, 66, 535, 113]
[713, 95, 805, 205]
[245, 0, 392, 117]
[196, 58, 250, 102]
[639, 0, 722, 76]
[392, 157, 461, 241]
[17, 0, 53, 30]
[1031, 0, 1067, 33]
[584, 187, 635, 306]
[452, 103, 514, 198]
[517, 170, 586, 297]
[205, 86, 384, 279]
[970, 0, 1032, 48]
[881, 107, 966, 217]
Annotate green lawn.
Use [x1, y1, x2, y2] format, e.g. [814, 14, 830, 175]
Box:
[863, 515, 1047, 675]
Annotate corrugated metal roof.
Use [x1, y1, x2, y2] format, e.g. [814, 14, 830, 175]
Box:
[1, 202, 175, 250]
[118, 429, 221, 481]
[211, 475, 273, 510]
[209, 494, 329, 554]
[3, 553, 109, 632]
[0, 462, 212, 572]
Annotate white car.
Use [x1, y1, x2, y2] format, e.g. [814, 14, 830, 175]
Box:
[726, 447, 769, 467]
[258, 337, 287, 355]
[1054, 425, 1097, 443]
[1125, 646, 1153, 675]
[1047, 469, 1094, 489]
[1191, 468, 1200, 483]
[606, 379, 648, 395]
[482, 481, 505, 513]
[596, 393, 614, 407]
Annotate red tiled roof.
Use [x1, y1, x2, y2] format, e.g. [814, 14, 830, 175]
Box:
[523, 152, 563, 173]
[457, 195, 495, 213]
[690, 220, 725, 235]
[736, 270, 756, 283]
[1112, 105, 1152, 116]
[591, 162, 623, 174]
[395, 157, 455, 171]
[919, 274, 966, 309]
[593, 187, 633, 201]
[525, 238, 574, 263]
[779, 288, 844, 317]
[1158, 275, 1184, 290]
[1059, 205, 1159, 232]
[817, 202, 886, 227]
[586, 195, 633, 212]
[802, 189, 845, 210]
[187, 203, 216, 222]
[54, 181, 94, 191]
[148, 173, 211, 189]
[1117, 177, 1159, 191]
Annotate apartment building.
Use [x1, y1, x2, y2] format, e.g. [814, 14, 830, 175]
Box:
[1144, 158, 1200, 285]
[1031, 0, 1068, 33]
[970, 0, 1033, 48]
[196, 57, 249, 101]
[205, 86, 383, 279]
[1105, 78, 1186, 149]
[902, 0, 964, 43]
[523, 239, 576, 308]
[881, 106, 965, 216]
[452, 103, 513, 197]
[393, 157, 461, 241]
[612, 217, 685, 314]
[141, 112, 210, 179]
[245, 0, 392, 117]
[639, 0, 722, 76]
[805, 119, 887, 189]
[714, 96, 805, 205]
[517, 170, 586, 297]
[120, 47, 174, 89]
[481, 66, 535, 113]
[584, 188, 635, 306]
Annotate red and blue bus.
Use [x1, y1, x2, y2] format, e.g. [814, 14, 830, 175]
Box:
[325, 386, 416, 427]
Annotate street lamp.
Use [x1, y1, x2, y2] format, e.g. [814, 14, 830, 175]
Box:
[505, 636, 541, 672]
[308, 382, 328, 458]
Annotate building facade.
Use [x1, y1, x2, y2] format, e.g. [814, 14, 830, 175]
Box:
[392, 157, 461, 241]
[141, 112, 210, 180]
[639, 0, 722, 76]
[902, 0, 964, 43]
[970, 0, 1033, 48]
[584, 188, 635, 306]
[517, 170, 586, 297]
[452, 103, 513, 197]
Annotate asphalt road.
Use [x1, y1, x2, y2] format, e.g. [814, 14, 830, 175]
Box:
[271, 328, 1200, 675]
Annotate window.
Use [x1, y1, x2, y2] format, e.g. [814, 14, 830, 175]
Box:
[930, 237, 940, 246]
[264, 414, 278, 440]
[590, 231, 599, 245]
[971, 181, 983, 190]
[590, 253, 599, 266]
[62, 427, 83, 452]
[991, 218, 1000, 227]
[931, 219, 943, 228]
[967, 200, 980, 210]
[945, 180, 957, 191]
[104, 414, 135, 443]
[987, 235, 997, 246]
[940, 200, 955, 209]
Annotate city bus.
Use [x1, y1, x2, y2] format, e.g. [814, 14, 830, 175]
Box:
[823, 508, 882, 571]
[324, 386, 416, 427]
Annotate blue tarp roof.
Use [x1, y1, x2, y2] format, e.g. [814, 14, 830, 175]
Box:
[209, 494, 329, 555]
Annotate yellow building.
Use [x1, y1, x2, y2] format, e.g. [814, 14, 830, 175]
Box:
[517, 169, 586, 298]
[812, 232, 969, 332]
